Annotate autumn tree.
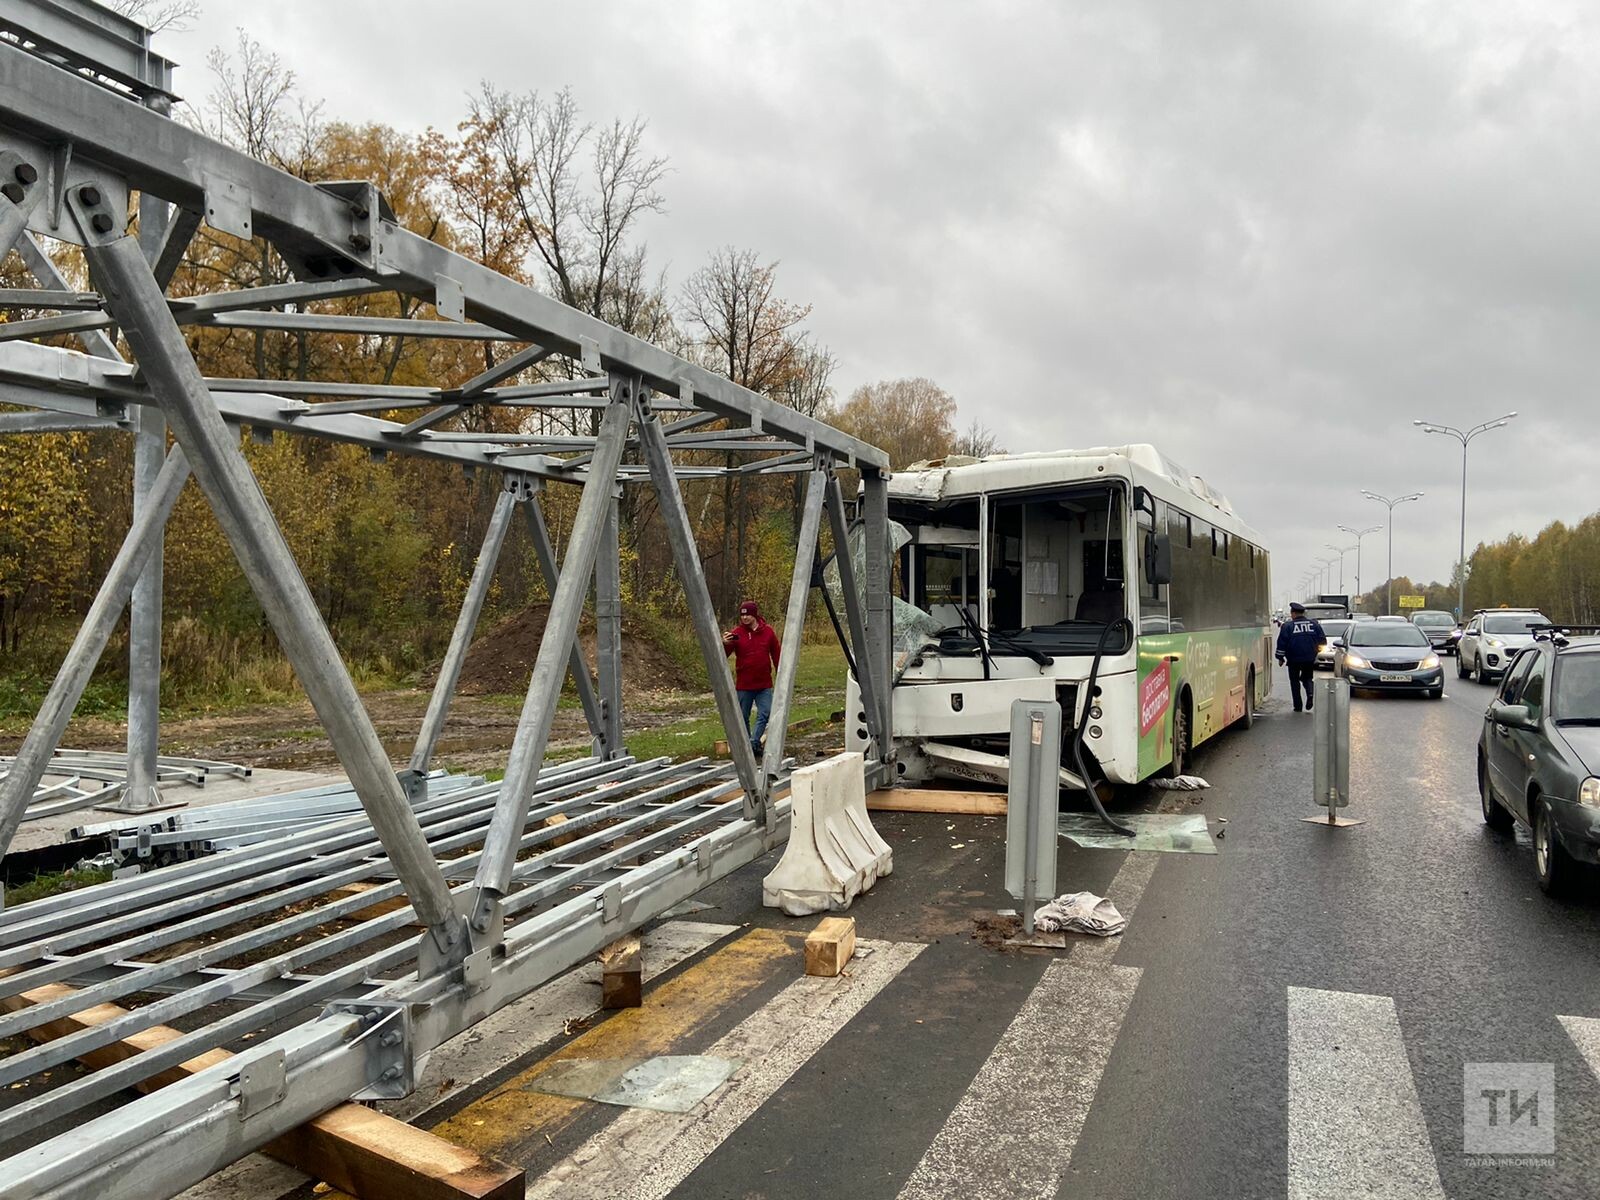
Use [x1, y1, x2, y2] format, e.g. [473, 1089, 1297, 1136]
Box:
[677, 247, 830, 608]
[951, 418, 1003, 459]
[825, 377, 958, 470]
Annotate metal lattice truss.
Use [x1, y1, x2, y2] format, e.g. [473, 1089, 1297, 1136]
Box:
[0, 3, 898, 1196]
[1, 749, 249, 826]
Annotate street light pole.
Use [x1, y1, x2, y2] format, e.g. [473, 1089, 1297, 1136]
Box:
[1338, 523, 1382, 610]
[1317, 557, 1337, 597]
[1324, 543, 1356, 593]
[1413, 413, 1517, 621]
[1361, 491, 1423, 615]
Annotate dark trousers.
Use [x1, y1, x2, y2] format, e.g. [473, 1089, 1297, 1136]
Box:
[1287, 662, 1315, 711]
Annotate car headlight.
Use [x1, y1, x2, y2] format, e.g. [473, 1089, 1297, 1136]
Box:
[1581, 778, 1600, 808]
[1485, 637, 1503, 648]
[1344, 653, 1370, 669]
[1420, 654, 1440, 669]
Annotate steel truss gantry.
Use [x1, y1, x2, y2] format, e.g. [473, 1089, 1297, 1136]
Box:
[0, 3, 896, 1196]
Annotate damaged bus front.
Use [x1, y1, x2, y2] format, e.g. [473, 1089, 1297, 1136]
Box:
[846, 445, 1272, 796]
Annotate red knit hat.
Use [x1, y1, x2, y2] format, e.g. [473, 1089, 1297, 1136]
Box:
[739, 600, 759, 617]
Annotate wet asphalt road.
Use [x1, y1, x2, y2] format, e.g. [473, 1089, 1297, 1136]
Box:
[1065, 660, 1600, 1199]
[677, 659, 1600, 1199]
[236, 658, 1600, 1200]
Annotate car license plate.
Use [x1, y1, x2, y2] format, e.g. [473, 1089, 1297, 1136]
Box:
[1380, 673, 1408, 682]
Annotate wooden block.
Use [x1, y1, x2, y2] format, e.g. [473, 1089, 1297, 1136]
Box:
[866, 787, 1006, 816]
[599, 934, 642, 1009]
[542, 811, 575, 847]
[804, 916, 856, 978]
[0, 984, 524, 1200]
[713, 739, 730, 758]
[328, 882, 414, 923]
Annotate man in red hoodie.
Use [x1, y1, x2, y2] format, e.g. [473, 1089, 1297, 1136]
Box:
[723, 600, 781, 756]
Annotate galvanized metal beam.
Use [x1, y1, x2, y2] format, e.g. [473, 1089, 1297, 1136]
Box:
[521, 494, 606, 745]
[0, 445, 189, 858]
[825, 472, 887, 764]
[470, 388, 633, 935]
[762, 469, 826, 779]
[635, 395, 766, 815]
[862, 469, 896, 772]
[406, 482, 519, 779]
[0, 46, 888, 470]
[595, 489, 624, 759]
[71, 204, 467, 966]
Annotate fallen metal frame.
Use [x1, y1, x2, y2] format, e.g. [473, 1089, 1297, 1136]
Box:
[0, 4, 896, 1196]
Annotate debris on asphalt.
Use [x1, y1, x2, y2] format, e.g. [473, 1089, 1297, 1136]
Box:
[1032, 892, 1128, 937]
[972, 913, 1021, 950]
[1150, 775, 1210, 791]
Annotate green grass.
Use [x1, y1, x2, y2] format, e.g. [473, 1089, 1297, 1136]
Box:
[4, 867, 111, 907]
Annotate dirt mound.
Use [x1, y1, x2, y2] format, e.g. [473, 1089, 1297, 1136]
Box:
[431, 604, 698, 697]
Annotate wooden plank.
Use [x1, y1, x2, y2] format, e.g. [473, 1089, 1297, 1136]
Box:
[866, 787, 1006, 816]
[804, 916, 856, 978]
[0, 984, 524, 1200]
[599, 934, 642, 1009]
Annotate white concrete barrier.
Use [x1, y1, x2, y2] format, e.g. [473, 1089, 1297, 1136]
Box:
[763, 751, 893, 916]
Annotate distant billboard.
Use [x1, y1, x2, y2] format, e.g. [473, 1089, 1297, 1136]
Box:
[1398, 594, 1426, 609]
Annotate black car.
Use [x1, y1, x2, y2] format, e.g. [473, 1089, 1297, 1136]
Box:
[1335, 620, 1444, 698]
[1477, 628, 1600, 894]
[1410, 609, 1460, 656]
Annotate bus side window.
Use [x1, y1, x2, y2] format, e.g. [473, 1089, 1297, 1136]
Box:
[1138, 500, 1168, 634]
[1166, 507, 1192, 632]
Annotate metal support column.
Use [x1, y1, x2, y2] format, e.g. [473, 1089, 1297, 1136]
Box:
[0, 447, 190, 856]
[116, 186, 172, 814]
[594, 489, 624, 758]
[70, 202, 466, 966]
[762, 469, 826, 780]
[522, 494, 606, 747]
[406, 482, 519, 781]
[471, 390, 633, 935]
[635, 397, 766, 816]
[824, 473, 887, 763]
[862, 468, 895, 772]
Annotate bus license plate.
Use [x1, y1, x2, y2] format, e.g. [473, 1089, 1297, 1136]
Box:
[1380, 673, 1409, 682]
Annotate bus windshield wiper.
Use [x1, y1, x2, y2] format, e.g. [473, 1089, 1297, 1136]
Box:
[985, 626, 1054, 667]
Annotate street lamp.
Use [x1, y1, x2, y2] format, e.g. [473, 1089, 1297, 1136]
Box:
[1338, 523, 1382, 607]
[1324, 543, 1356, 593]
[1317, 556, 1338, 597]
[1361, 490, 1424, 615]
[1413, 412, 1517, 621]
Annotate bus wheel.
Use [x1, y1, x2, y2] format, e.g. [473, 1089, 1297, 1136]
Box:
[1163, 693, 1191, 778]
[1240, 668, 1256, 730]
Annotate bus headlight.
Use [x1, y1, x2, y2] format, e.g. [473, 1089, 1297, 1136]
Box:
[1581, 778, 1600, 808]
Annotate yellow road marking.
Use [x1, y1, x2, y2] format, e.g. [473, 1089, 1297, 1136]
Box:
[431, 927, 799, 1159]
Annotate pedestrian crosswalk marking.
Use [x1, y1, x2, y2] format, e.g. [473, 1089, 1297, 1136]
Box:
[528, 938, 924, 1200]
[897, 959, 1142, 1200]
[1287, 986, 1446, 1200]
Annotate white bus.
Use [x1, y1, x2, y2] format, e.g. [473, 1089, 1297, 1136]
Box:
[846, 444, 1272, 792]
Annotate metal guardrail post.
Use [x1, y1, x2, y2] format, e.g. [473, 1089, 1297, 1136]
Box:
[1006, 698, 1061, 934]
[1304, 675, 1362, 828]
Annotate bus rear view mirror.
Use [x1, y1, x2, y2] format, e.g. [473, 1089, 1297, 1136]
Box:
[1145, 532, 1173, 585]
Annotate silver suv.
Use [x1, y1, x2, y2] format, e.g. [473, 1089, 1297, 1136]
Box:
[1458, 609, 1554, 684]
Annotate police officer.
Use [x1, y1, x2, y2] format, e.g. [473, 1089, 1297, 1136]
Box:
[1275, 601, 1325, 713]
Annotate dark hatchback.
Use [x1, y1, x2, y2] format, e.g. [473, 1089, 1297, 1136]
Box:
[1410, 609, 1460, 655]
[1335, 620, 1444, 698]
[1478, 632, 1600, 894]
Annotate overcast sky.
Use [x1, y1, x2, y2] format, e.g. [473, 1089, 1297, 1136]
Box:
[159, 2, 1599, 604]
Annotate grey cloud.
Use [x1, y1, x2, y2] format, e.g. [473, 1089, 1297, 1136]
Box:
[165, 0, 1600, 597]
